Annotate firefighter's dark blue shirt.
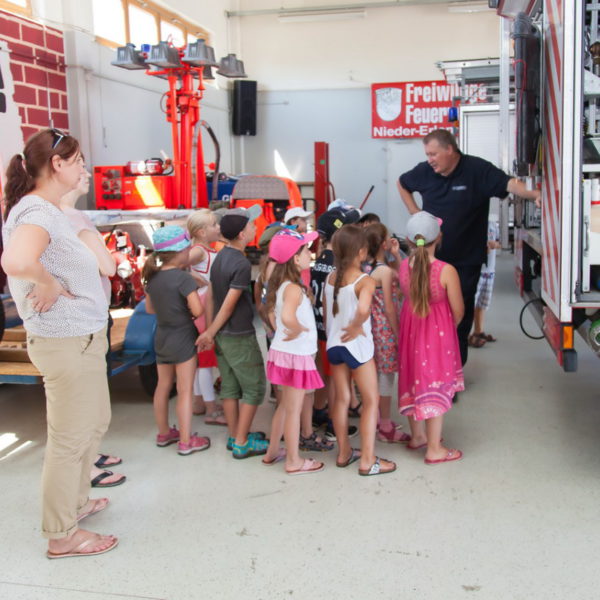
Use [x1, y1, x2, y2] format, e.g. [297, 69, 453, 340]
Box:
[399, 153, 511, 266]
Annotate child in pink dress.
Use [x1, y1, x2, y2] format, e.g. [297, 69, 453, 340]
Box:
[398, 211, 464, 465]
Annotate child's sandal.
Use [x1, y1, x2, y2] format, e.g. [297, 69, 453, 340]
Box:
[204, 409, 227, 426]
[299, 432, 334, 452]
[348, 401, 362, 418]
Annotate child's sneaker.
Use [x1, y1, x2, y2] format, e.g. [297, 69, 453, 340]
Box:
[226, 431, 266, 451]
[232, 436, 269, 459]
[324, 421, 358, 442]
[156, 426, 180, 447]
[177, 434, 211, 456]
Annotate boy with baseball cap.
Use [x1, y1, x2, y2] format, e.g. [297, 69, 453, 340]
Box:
[197, 206, 268, 458]
[284, 206, 313, 233]
[311, 206, 361, 440]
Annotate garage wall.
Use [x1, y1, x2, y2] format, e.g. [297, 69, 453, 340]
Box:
[235, 3, 500, 91]
[2, 0, 237, 207]
[232, 2, 501, 231]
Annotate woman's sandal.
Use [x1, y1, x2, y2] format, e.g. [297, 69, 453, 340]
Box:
[468, 333, 486, 348]
[47, 531, 118, 559]
[94, 454, 122, 469]
[299, 432, 334, 452]
[358, 457, 397, 476]
[77, 497, 109, 522]
[336, 448, 361, 468]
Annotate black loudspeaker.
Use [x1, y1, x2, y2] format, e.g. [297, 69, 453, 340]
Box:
[232, 80, 257, 136]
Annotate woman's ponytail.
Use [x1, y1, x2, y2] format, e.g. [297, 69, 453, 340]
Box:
[3, 154, 34, 221]
[2, 129, 80, 222]
[409, 236, 431, 318]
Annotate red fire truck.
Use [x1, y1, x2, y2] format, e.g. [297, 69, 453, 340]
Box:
[494, 0, 600, 370]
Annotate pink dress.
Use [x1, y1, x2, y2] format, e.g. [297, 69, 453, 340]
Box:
[367, 262, 400, 373]
[397, 259, 464, 420]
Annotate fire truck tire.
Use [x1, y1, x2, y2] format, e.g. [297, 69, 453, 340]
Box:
[138, 363, 177, 398]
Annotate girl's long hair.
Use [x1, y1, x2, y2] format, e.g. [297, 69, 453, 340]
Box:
[331, 224, 367, 316]
[265, 246, 311, 314]
[142, 251, 179, 285]
[409, 235, 432, 318]
[3, 129, 80, 221]
[365, 222, 388, 270]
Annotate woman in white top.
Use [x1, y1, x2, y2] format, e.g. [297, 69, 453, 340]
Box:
[263, 229, 325, 475]
[2, 129, 118, 558]
[60, 171, 127, 489]
[324, 225, 396, 477]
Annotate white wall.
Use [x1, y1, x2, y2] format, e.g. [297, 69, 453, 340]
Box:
[242, 87, 427, 235]
[234, 3, 503, 232]
[235, 2, 500, 90]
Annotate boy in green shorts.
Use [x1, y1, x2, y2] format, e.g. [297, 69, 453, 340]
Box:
[197, 206, 268, 458]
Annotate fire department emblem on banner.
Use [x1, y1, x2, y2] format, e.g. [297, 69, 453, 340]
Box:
[375, 87, 402, 122]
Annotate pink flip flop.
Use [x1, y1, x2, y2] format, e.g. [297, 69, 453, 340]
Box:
[424, 449, 463, 465]
[47, 534, 118, 559]
[262, 448, 286, 466]
[286, 458, 324, 476]
[407, 437, 444, 451]
[406, 442, 427, 451]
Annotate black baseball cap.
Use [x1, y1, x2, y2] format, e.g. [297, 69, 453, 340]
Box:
[219, 205, 261, 240]
[317, 207, 361, 241]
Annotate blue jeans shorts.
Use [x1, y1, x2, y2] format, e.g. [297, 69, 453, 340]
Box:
[326, 346, 365, 370]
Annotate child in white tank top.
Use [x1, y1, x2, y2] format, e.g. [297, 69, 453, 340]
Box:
[324, 225, 396, 477]
[263, 229, 325, 475]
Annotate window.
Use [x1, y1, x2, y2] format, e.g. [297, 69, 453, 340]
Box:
[161, 21, 185, 48]
[0, 0, 31, 17]
[92, 0, 126, 46]
[91, 0, 209, 50]
[128, 3, 159, 49]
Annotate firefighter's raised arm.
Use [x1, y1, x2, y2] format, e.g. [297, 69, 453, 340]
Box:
[396, 180, 421, 215]
[507, 178, 542, 208]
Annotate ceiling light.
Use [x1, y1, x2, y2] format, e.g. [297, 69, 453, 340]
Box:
[448, 2, 489, 13]
[278, 8, 366, 23]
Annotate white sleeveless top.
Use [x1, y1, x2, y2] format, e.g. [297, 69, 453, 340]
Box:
[324, 272, 374, 363]
[190, 243, 216, 296]
[270, 281, 318, 356]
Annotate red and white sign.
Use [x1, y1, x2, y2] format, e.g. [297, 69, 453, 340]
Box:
[371, 80, 487, 139]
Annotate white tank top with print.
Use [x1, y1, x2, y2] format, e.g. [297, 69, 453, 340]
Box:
[324, 273, 374, 363]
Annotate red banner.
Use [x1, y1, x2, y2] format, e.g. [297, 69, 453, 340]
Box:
[371, 80, 487, 139]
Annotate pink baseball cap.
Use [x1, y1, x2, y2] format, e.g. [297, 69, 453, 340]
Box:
[269, 228, 319, 264]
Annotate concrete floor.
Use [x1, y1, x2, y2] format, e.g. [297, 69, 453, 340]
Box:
[0, 253, 599, 600]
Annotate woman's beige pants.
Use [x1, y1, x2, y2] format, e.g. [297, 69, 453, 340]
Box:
[27, 327, 111, 539]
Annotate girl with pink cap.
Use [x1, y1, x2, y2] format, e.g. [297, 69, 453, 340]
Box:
[263, 229, 325, 475]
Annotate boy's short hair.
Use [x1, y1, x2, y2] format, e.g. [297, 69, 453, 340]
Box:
[358, 212, 380, 225]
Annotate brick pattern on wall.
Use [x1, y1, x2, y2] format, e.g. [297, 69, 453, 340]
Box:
[0, 9, 69, 141]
